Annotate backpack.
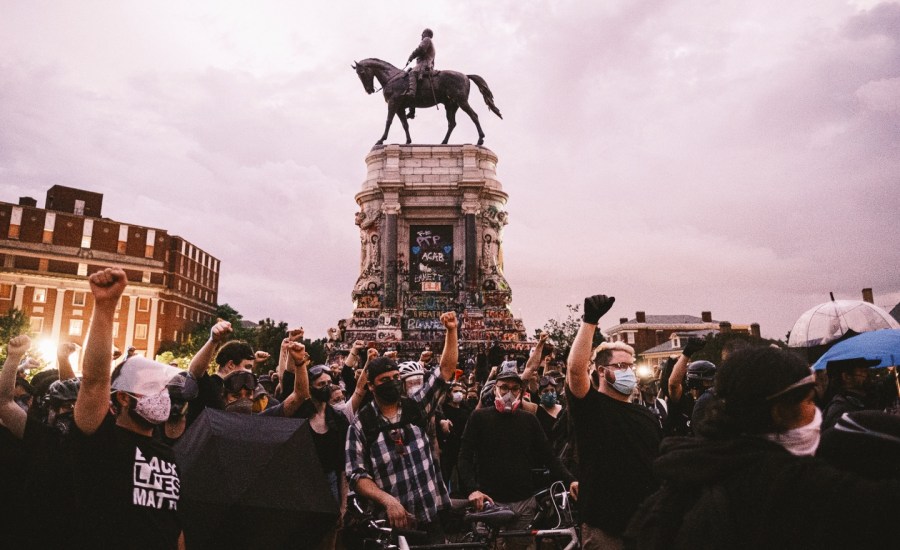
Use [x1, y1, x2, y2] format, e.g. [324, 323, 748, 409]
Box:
[356, 396, 427, 454]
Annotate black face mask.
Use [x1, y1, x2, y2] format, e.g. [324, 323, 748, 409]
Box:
[467, 397, 478, 408]
[311, 384, 332, 403]
[374, 380, 402, 404]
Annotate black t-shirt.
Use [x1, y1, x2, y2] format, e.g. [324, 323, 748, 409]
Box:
[459, 407, 575, 503]
[536, 405, 562, 442]
[71, 416, 181, 549]
[21, 416, 81, 545]
[437, 403, 471, 454]
[568, 387, 661, 535]
[187, 372, 225, 425]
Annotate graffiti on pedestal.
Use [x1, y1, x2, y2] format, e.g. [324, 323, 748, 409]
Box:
[410, 225, 454, 293]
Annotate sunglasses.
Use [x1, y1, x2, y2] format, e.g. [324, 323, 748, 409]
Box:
[223, 371, 257, 394]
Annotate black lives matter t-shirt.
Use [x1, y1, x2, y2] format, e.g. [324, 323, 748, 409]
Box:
[72, 416, 181, 549]
[568, 387, 661, 536]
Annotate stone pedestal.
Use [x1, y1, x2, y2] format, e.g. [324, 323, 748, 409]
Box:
[340, 144, 529, 357]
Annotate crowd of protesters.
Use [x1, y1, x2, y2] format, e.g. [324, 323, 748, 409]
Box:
[2, 270, 900, 549]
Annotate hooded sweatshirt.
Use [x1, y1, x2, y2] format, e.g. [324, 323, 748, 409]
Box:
[625, 435, 900, 550]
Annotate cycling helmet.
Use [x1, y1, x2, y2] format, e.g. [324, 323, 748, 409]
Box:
[47, 378, 80, 404]
[398, 361, 425, 380]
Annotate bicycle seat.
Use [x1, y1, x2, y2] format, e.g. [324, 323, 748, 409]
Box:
[464, 504, 516, 527]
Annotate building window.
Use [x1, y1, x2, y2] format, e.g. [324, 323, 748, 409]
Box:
[0, 284, 12, 300]
[38, 258, 49, 272]
[173, 330, 179, 342]
[33, 288, 47, 304]
[81, 219, 93, 248]
[142, 271, 151, 283]
[72, 291, 87, 307]
[113, 322, 120, 338]
[77, 263, 88, 276]
[137, 297, 150, 312]
[68, 319, 83, 336]
[74, 199, 85, 216]
[8, 207, 22, 239]
[135, 324, 148, 340]
[145, 229, 155, 258]
[30, 317, 43, 334]
[159, 302, 165, 314]
[43, 212, 55, 244]
[626, 332, 635, 344]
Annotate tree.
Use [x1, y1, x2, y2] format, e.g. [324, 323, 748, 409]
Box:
[536, 304, 604, 360]
[0, 309, 30, 363]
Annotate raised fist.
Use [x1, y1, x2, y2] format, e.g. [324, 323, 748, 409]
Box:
[583, 295, 615, 325]
[682, 338, 705, 358]
[385, 350, 398, 360]
[420, 350, 434, 364]
[288, 328, 305, 342]
[366, 348, 379, 361]
[88, 268, 128, 306]
[58, 342, 80, 357]
[254, 351, 271, 363]
[210, 321, 233, 343]
[352, 340, 366, 353]
[538, 331, 549, 343]
[6, 335, 31, 358]
[288, 342, 308, 364]
[440, 311, 458, 330]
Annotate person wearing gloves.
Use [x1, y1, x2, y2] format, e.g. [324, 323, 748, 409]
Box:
[72, 267, 184, 549]
[566, 294, 661, 550]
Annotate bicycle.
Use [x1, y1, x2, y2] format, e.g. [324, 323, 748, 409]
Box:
[346, 481, 580, 550]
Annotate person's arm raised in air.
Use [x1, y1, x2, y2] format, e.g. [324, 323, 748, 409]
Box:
[349, 347, 377, 415]
[522, 332, 548, 392]
[668, 338, 704, 402]
[56, 342, 80, 381]
[189, 320, 233, 380]
[567, 295, 615, 399]
[438, 311, 458, 382]
[0, 335, 33, 438]
[75, 268, 128, 436]
[279, 343, 311, 417]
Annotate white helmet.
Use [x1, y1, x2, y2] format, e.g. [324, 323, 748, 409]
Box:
[398, 361, 425, 380]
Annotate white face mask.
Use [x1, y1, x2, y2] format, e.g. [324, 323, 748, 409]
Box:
[765, 407, 822, 456]
[133, 389, 172, 425]
[451, 391, 464, 403]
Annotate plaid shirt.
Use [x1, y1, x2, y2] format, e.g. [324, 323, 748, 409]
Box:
[346, 367, 450, 522]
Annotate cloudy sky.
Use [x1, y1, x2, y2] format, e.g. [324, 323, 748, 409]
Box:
[2, 0, 898, 340]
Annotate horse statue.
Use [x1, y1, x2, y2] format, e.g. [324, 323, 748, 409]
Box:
[352, 58, 502, 146]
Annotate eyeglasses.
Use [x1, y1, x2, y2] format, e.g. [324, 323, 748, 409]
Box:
[223, 371, 257, 394]
[496, 384, 521, 395]
[602, 363, 635, 370]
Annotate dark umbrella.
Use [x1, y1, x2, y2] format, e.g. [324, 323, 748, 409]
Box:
[175, 409, 339, 549]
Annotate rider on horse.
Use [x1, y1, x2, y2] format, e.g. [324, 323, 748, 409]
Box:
[405, 28, 436, 112]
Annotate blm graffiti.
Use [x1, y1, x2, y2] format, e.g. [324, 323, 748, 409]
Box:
[410, 226, 453, 293]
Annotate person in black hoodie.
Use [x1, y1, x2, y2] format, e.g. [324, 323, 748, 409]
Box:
[625, 346, 900, 550]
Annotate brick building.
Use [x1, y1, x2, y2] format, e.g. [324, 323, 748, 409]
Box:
[604, 311, 761, 368]
[0, 186, 219, 367]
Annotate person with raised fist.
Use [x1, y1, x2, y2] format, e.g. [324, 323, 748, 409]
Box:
[345, 311, 458, 541]
[72, 268, 183, 548]
[566, 294, 660, 550]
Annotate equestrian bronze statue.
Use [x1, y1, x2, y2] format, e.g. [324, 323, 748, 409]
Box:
[352, 56, 502, 146]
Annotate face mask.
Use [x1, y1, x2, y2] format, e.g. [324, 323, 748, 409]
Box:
[374, 380, 402, 404]
[467, 397, 478, 408]
[133, 389, 172, 425]
[540, 392, 558, 407]
[451, 391, 464, 403]
[406, 379, 424, 397]
[494, 391, 521, 413]
[225, 397, 254, 415]
[311, 384, 332, 403]
[765, 407, 822, 457]
[610, 368, 637, 396]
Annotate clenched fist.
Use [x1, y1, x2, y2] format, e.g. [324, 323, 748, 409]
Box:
[210, 321, 233, 344]
[583, 295, 615, 325]
[440, 311, 458, 330]
[89, 268, 128, 307]
[6, 335, 31, 358]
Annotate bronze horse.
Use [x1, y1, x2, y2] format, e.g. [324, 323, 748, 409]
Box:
[352, 58, 502, 146]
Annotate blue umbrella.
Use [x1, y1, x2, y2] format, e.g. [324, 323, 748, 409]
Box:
[812, 329, 900, 371]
